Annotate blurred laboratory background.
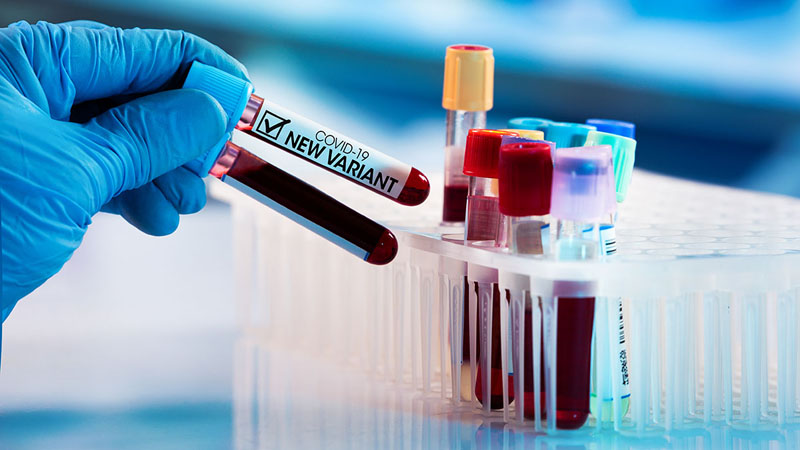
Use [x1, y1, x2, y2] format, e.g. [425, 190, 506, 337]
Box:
[0, 0, 799, 448]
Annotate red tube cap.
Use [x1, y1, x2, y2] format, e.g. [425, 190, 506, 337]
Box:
[498, 142, 553, 216]
[463, 129, 518, 178]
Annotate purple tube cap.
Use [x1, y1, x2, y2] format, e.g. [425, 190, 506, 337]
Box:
[550, 145, 614, 222]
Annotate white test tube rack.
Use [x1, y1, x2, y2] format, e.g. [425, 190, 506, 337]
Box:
[215, 169, 800, 439]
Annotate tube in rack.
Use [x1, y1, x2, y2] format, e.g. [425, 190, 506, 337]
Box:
[441, 45, 494, 223]
[546, 146, 614, 429]
[583, 132, 637, 421]
[462, 129, 518, 243]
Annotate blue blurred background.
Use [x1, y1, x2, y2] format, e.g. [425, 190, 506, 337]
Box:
[1, 0, 799, 448]
[3, 0, 800, 194]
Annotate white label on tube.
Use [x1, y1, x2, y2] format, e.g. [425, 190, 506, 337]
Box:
[599, 225, 617, 256]
[615, 299, 631, 398]
[250, 99, 412, 199]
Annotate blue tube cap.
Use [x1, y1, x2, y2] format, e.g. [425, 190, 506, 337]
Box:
[586, 118, 635, 139]
[181, 62, 254, 176]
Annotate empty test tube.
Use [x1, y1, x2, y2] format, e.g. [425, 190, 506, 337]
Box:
[441, 45, 494, 223]
[463, 130, 518, 242]
[583, 132, 637, 421]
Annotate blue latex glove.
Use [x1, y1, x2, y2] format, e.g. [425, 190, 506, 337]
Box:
[0, 21, 249, 319]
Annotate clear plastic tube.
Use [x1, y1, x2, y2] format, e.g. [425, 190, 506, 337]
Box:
[443, 110, 486, 223]
[589, 214, 631, 421]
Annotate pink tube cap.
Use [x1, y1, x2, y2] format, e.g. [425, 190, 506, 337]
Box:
[550, 146, 614, 222]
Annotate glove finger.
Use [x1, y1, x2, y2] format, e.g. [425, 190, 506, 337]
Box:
[6, 21, 248, 119]
[152, 167, 207, 215]
[9, 22, 247, 113]
[82, 89, 226, 211]
[116, 181, 180, 236]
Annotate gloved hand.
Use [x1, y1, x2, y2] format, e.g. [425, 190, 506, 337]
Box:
[0, 21, 249, 319]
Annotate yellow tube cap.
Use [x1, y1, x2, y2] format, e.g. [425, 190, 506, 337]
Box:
[442, 44, 494, 112]
[499, 129, 545, 140]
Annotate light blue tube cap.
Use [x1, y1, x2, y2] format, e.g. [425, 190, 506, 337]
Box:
[545, 122, 596, 149]
[508, 117, 552, 132]
[182, 62, 254, 176]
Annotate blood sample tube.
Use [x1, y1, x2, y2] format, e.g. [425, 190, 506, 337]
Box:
[546, 146, 613, 429]
[211, 141, 397, 265]
[463, 129, 518, 243]
[181, 62, 398, 265]
[186, 62, 429, 207]
[498, 142, 553, 422]
[462, 129, 517, 411]
[545, 122, 597, 149]
[441, 45, 494, 224]
[507, 117, 553, 133]
[586, 118, 636, 139]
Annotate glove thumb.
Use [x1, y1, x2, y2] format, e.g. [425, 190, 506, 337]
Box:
[83, 89, 228, 211]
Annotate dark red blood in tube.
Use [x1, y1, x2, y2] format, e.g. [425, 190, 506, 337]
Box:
[365, 229, 398, 265]
[397, 167, 430, 206]
[443, 184, 468, 222]
[220, 144, 398, 265]
[522, 296, 594, 429]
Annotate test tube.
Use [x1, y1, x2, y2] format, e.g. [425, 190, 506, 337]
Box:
[498, 141, 554, 422]
[463, 129, 518, 243]
[547, 146, 613, 429]
[210, 141, 397, 265]
[187, 63, 429, 207]
[545, 122, 597, 149]
[586, 118, 636, 139]
[441, 45, 494, 224]
[583, 132, 637, 421]
[181, 62, 399, 265]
